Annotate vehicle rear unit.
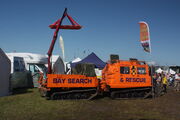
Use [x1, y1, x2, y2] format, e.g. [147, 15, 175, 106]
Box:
[101, 55, 152, 99]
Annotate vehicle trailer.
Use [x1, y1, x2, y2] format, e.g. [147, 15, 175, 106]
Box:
[100, 55, 153, 99]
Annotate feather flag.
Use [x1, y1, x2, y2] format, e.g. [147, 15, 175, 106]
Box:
[59, 35, 65, 60]
[139, 21, 151, 53]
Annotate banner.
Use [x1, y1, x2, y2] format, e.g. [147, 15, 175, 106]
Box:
[139, 21, 151, 53]
[59, 36, 65, 60]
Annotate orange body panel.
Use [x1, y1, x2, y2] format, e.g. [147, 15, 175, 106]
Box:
[46, 74, 99, 88]
[101, 60, 152, 90]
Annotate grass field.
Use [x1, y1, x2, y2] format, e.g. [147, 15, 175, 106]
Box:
[0, 88, 180, 120]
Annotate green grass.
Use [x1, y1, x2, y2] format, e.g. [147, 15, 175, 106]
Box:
[0, 88, 180, 120]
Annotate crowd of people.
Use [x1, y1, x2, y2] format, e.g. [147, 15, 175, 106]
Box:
[153, 72, 180, 95]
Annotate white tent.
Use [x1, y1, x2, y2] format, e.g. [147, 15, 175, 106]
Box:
[53, 56, 65, 74]
[169, 69, 176, 74]
[156, 68, 163, 73]
[0, 48, 11, 97]
[163, 69, 176, 74]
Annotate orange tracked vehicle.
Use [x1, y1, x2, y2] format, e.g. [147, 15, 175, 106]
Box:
[39, 8, 153, 100]
[100, 55, 153, 99]
[39, 8, 99, 100]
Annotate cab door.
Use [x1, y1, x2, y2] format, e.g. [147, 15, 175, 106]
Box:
[29, 64, 40, 87]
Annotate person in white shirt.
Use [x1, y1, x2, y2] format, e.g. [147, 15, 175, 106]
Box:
[174, 73, 180, 91]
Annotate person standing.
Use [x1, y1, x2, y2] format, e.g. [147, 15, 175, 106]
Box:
[162, 74, 168, 93]
[175, 73, 180, 91]
[152, 73, 158, 96]
[156, 73, 162, 84]
[156, 73, 162, 95]
[169, 74, 174, 86]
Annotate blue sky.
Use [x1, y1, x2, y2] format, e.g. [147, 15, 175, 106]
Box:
[0, 0, 180, 65]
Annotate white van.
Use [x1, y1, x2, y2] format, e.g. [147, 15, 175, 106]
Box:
[6, 53, 49, 87]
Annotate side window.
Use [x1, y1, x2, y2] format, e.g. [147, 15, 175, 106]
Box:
[34, 66, 40, 72]
[29, 64, 35, 73]
[120, 67, 130, 74]
[14, 60, 20, 72]
[19, 60, 25, 72]
[14, 57, 26, 72]
[137, 67, 146, 74]
[29, 64, 40, 73]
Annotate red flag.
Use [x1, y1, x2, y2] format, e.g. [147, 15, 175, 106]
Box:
[139, 21, 151, 53]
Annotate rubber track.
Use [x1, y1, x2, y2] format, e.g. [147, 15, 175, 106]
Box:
[50, 88, 97, 100]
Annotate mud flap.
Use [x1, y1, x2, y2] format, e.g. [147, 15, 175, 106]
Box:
[88, 91, 99, 100]
[143, 91, 152, 99]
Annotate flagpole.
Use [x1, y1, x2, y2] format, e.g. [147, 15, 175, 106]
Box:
[139, 21, 154, 98]
[148, 23, 155, 98]
[150, 53, 155, 98]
